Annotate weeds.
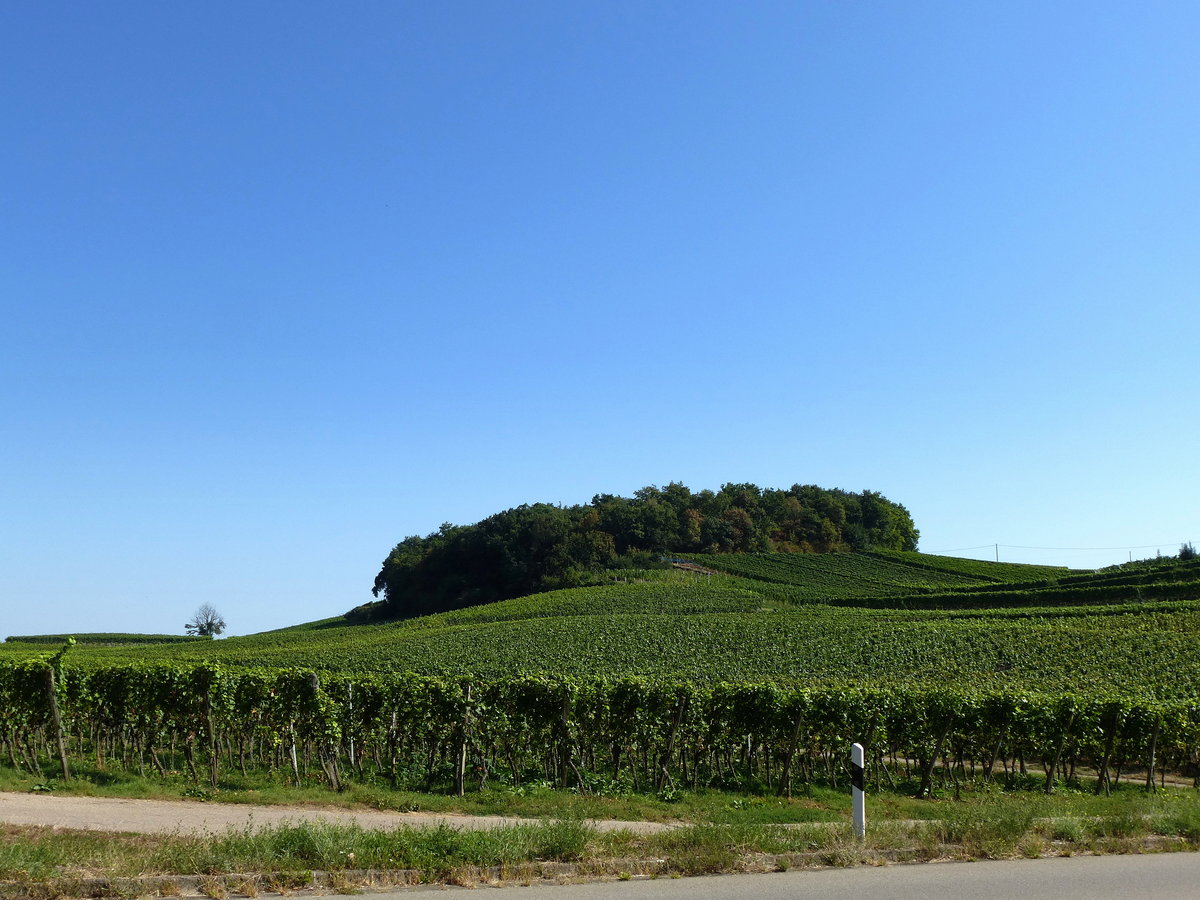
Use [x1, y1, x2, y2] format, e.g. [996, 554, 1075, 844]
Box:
[1042, 818, 1084, 842]
[921, 799, 1037, 857]
[1154, 805, 1200, 841]
[3, 784, 1200, 891]
[197, 875, 226, 899]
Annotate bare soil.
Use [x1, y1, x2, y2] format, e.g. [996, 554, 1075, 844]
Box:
[0, 791, 671, 835]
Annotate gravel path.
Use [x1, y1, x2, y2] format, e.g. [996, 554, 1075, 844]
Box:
[0, 792, 672, 835]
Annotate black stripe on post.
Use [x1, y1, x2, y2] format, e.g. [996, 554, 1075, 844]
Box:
[850, 762, 865, 792]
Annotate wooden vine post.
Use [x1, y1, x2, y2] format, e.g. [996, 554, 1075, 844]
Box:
[203, 677, 219, 789]
[1044, 706, 1076, 795]
[1145, 716, 1161, 793]
[43, 665, 70, 779]
[307, 672, 342, 792]
[454, 684, 471, 797]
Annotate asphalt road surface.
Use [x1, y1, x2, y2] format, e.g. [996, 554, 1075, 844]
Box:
[415, 854, 1200, 898]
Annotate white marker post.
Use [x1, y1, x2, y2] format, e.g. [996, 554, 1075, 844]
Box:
[850, 742, 866, 838]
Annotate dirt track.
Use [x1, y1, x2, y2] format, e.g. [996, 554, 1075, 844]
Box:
[0, 792, 671, 835]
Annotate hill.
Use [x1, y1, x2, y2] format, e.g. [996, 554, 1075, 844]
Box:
[5, 550, 1198, 802]
[367, 482, 919, 620]
[11, 552, 1199, 699]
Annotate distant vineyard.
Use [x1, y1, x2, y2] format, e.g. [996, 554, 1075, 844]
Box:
[418, 576, 764, 628]
[678, 552, 1200, 612]
[15, 603, 1200, 700]
[770, 578, 1200, 611]
[3, 633, 212, 646]
[683, 552, 988, 597]
[866, 550, 1070, 582]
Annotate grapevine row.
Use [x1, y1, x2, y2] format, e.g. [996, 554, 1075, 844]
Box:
[2, 660, 1196, 797]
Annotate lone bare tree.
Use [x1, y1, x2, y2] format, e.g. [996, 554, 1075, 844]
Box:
[186, 603, 226, 637]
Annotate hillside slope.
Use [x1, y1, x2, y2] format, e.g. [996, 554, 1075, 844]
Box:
[370, 482, 919, 619]
[8, 553, 1199, 699]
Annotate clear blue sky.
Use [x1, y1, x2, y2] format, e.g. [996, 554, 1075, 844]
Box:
[2, 2, 1196, 637]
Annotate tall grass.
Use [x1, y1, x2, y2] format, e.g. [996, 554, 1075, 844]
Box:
[0, 820, 593, 881]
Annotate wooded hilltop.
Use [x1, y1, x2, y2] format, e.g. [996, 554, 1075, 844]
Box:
[368, 482, 918, 619]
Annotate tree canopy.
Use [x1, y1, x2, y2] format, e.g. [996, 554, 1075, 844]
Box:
[369, 482, 918, 620]
[185, 603, 226, 637]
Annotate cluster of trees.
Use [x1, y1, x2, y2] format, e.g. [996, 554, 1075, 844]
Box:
[369, 482, 918, 619]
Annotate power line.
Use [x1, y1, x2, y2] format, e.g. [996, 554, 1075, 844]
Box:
[1000, 542, 1189, 552]
[924, 545, 996, 553]
[926, 540, 1192, 554]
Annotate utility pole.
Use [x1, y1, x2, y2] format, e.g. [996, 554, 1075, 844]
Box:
[995, 543, 999, 563]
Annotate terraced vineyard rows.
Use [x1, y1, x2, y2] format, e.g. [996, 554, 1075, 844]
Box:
[14, 603, 1199, 700]
[315, 607, 1200, 695]
[678, 552, 1200, 611]
[685, 551, 1019, 599]
[866, 550, 1070, 582]
[414, 576, 765, 627]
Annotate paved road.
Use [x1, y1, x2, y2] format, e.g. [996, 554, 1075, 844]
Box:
[418, 854, 1200, 899]
[0, 792, 671, 834]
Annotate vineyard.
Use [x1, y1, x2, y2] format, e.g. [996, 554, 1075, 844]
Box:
[3, 661, 1198, 800]
[3, 634, 212, 646]
[21, 603, 1198, 694]
[865, 550, 1070, 582]
[3, 551, 1199, 799]
[683, 551, 997, 596]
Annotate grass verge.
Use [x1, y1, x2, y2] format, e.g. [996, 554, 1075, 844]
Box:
[0, 762, 844, 826]
[3, 795, 1200, 896]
